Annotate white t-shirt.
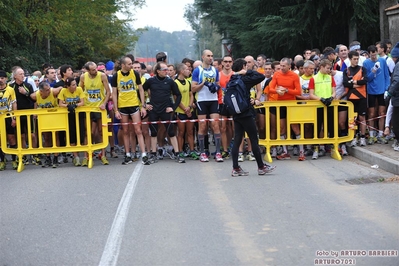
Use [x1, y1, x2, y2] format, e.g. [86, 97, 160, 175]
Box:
[192, 65, 219, 102]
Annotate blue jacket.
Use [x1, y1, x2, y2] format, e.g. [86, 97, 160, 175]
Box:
[363, 58, 390, 95]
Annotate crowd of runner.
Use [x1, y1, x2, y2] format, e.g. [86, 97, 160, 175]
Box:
[0, 39, 398, 173]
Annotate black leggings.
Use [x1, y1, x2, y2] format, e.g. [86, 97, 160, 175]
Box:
[149, 111, 176, 137]
[232, 116, 263, 169]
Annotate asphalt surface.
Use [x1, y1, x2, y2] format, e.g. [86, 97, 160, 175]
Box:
[1, 152, 398, 266]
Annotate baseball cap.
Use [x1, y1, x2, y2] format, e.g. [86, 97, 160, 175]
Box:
[105, 61, 114, 71]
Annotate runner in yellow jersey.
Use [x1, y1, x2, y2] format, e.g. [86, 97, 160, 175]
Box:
[79, 61, 110, 165]
[0, 70, 17, 170]
[30, 81, 61, 167]
[133, 61, 151, 158]
[58, 77, 86, 166]
[175, 63, 195, 160]
[111, 56, 148, 165]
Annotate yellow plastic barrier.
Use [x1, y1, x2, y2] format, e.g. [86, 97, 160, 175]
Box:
[255, 100, 357, 163]
[0, 107, 111, 172]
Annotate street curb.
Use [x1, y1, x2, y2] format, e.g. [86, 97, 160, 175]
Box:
[347, 146, 399, 175]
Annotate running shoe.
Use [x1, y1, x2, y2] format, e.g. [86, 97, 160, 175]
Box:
[177, 153, 186, 163]
[221, 151, 230, 159]
[360, 137, 366, 146]
[129, 152, 135, 162]
[0, 161, 5, 171]
[81, 157, 88, 167]
[52, 157, 58, 168]
[312, 150, 318, 160]
[190, 151, 199, 160]
[21, 156, 28, 165]
[367, 136, 375, 145]
[258, 164, 276, 175]
[231, 167, 249, 177]
[298, 151, 306, 161]
[215, 152, 224, 162]
[122, 156, 133, 165]
[33, 155, 42, 166]
[246, 152, 256, 161]
[292, 146, 299, 156]
[73, 157, 81, 167]
[377, 135, 388, 144]
[238, 153, 244, 162]
[350, 138, 358, 147]
[393, 141, 399, 151]
[392, 139, 398, 148]
[101, 156, 109, 165]
[42, 157, 52, 168]
[12, 160, 18, 170]
[304, 149, 313, 156]
[271, 148, 277, 158]
[341, 144, 348, 156]
[157, 148, 164, 160]
[148, 153, 158, 164]
[200, 153, 209, 162]
[276, 152, 291, 160]
[318, 149, 326, 157]
[63, 154, 68, 163]
[111, 150, 118, 158]
[142, 153, 150, 165]
[166, 150, 176, 160]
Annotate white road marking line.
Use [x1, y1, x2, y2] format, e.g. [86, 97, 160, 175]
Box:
[99, 163, 143, 266]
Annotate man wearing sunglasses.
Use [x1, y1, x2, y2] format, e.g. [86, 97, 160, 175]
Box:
[218, 55, 234, 159]
[143, 62, 184, 163]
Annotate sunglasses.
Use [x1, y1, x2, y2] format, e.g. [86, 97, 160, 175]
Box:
[223, 60, 232, 63]
[159, 68, 168, 71]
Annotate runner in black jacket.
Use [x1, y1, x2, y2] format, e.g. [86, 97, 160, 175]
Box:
[230, 58, 276, 176]
[143, 62, 185, 163]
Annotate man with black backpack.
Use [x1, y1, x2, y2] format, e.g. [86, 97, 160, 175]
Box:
[226, 58, 276, 176]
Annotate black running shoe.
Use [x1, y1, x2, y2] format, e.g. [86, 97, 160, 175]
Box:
[42, 157, 52, 168]
[122, 156, 132, 165]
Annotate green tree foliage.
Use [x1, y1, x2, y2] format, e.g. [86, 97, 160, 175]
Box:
[0, 0, 144, 72]
[193, 0, 380, 59]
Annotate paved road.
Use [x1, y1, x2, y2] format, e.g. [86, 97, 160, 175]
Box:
[1, 154, 398, 266]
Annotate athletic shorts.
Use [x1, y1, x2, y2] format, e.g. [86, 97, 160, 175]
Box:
[5, 117, 15, 135]
[257, 107, 266, 115]
[338, 106, 348, 112]
[349, 98, 367, 116]
[218, 104, 230, 117]
[19, 115, 34, 134]
[177, 113, 194, 120]
[197, 101, 219, 116]
[119, 106, 140, 116]
[367, 94, 385, 108]
[90, 111, 102, 122]
[270, 106, 287, 119]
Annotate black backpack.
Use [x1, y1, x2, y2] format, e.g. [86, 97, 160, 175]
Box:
[224, 75, 250, 115]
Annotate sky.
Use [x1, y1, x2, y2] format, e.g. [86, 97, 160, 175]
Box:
[131, 0, 194, 32]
